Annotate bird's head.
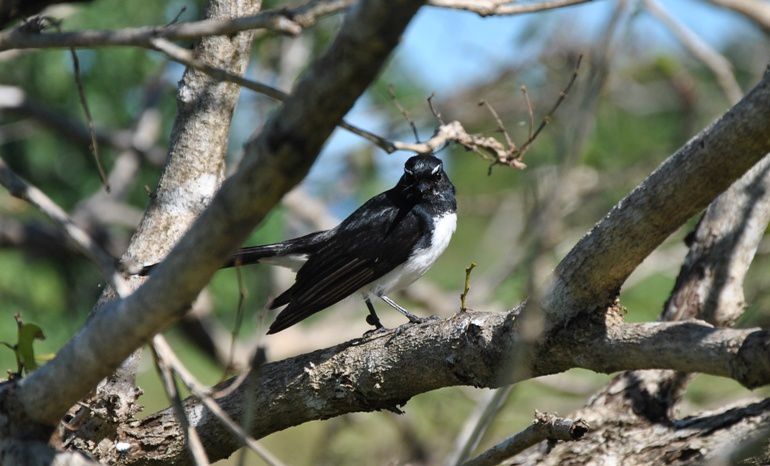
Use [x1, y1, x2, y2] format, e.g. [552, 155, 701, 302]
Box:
[398, 154, 454, 202]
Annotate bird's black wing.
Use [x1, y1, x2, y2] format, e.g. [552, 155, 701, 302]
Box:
[267, 192, 430, 334]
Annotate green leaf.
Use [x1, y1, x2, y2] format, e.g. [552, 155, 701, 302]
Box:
[17, 322, 45, 372]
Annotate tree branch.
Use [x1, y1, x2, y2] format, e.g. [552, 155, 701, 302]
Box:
[645, 0, 742, 105]
[707, 0, 770, 35]
[0, 0, 356, 50]
[462, 411, 589, 466]
[542, 68, 770, 326]
[116, 310, 770, 464]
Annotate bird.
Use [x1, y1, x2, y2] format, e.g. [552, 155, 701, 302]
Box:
[140, 154, 457, 335]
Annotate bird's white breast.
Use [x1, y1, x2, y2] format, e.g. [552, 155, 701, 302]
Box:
[368, 212, 457, 296]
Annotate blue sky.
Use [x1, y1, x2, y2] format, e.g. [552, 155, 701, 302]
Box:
[397, 0, 757, 93]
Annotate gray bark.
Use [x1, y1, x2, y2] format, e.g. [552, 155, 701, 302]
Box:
[508, 141, 770, 464]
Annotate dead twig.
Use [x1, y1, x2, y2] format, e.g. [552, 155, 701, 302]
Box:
[0, 158, 129, 296]
[388, 84, 421, 142]
[428, 0, 593, 17]
[461, 411, 589, 466]
[460, 262, 477, 311]
[150, 342, 210, 466]
[151, 336, 285, 466]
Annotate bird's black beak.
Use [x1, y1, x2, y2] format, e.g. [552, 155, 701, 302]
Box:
[416, 180, 431, 194]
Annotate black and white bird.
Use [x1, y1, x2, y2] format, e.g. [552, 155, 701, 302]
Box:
[142, 154, 457, 335]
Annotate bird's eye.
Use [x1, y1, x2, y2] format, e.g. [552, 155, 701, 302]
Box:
[431, 171, 441, 181]
[404, 169, 414, 181]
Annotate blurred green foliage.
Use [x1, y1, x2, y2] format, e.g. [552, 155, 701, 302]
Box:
[1, 1, 769, 464]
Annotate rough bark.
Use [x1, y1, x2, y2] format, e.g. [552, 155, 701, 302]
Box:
[110, 309, 770, 465]
[543, 68, 770, 325]
[510, 396, 770, 465]
[508, 149, 770, 464]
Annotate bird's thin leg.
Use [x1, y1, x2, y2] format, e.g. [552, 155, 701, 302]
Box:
[380, 295, 423, 323]
[364, 297, 385, 330]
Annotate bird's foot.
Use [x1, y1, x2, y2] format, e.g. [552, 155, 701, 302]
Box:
[363, 326, 390, 337]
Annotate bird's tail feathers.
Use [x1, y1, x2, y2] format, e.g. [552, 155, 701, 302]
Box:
[137, 230, 329, 276]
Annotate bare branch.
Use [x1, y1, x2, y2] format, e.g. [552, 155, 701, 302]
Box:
[428, 0, 593, 16]
[0, 158, 129, 296]
[446, 386, 513, 466]
[151, 341, 210, 466]
[543, 69, 770, 326]
[0, 0, 357, 51]
[707, 0, 770, 35]
[645, 0, 742, 105]
[117, 311, 770, 465]
[66, 43, 110, 191]
[392, 120, 527, 169]
[462, 411, 589, 466]
[149, 38, 402, 154]
[149, 37, 286, 100]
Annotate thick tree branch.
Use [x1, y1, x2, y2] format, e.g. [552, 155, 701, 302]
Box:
[3, 0, 425, 435]
[116, 310, 770, 464]
[542, 68, 770, 325]
[516, 154, 770, 464]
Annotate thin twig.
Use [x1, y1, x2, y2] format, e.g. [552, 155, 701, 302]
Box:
[67, 46, 109, 192]
[152, 336, 286, 466]
[461, 411, 589, 466]
[446, 386, 514, 466]
[32, 18, 112, 191]
[0, 158, 129, 296]
[427, 93, 446, 125]
[150, 342, 210, 466]
[149, 38, 397, 153]
[521, 85, 535, 141]
[388, 84, 420, 143]
[517, 54, 583, 156]
[459, 262, 477, 312]
[480, 99, 515, 150]
[428, 0, 593, 16]
[0, 0, 353, 50]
